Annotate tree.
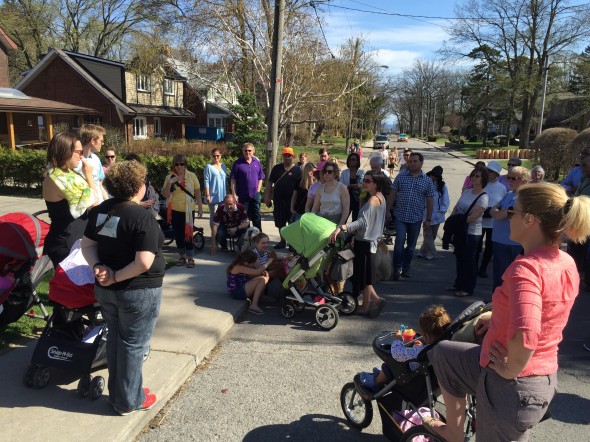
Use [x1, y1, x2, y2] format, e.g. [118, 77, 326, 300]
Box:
[532, 127, 578, 179]
[442, 0, 590, 147]
[228, 90, 267, 154]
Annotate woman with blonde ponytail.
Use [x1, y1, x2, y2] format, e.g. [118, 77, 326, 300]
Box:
[425, 182, 590, 442]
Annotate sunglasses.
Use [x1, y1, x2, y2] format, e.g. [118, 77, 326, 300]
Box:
[175, 162, 186, 166]
[507, 206, 526, 220]
[403, 154, 410, 157]
[213, 154, 221, 157]
[323, 169, 335, 174]
[507, 163, 517, 167]
[507, 176, 520, 181]
[105, 155, 115, 159]
[244, 150, 253, 153]
[363, 179, 373, 184]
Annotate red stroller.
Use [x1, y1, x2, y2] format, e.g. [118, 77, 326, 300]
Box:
[0, 212, 52, 327]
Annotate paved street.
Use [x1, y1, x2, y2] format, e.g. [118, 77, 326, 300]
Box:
[139, 140, 590, 441]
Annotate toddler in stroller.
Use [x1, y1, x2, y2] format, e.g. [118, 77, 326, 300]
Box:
[24, 239, 108, 398]
[341, 301, 491, 441]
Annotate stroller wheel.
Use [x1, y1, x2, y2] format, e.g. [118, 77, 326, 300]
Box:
[340, 382, 373, 429]
[315, 304, 339, 330]
[23, 365, 37, 388]
[32, 366, 51, 389]
[281, 303, 295, 318]
[89, 376, 105, 400]
[77, 375, 92, 398]
[337, 291, 357, 315]
[193, 231, 205, 250]
[399, 425, 445, 442]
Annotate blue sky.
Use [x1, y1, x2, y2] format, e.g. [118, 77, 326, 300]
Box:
[318, 0, 458, 75]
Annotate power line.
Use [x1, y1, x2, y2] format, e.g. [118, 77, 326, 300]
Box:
[311, 2, 336, 59]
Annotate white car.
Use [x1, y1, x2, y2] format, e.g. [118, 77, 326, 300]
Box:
[374, 135, 389, 149]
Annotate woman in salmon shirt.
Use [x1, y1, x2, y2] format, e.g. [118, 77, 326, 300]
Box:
[425, 182, 590, 442]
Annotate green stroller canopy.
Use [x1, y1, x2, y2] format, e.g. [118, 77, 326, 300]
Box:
[280, 213, 336, 258]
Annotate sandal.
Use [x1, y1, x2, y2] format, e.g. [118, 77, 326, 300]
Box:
[445, 285, 458, 291]
[422, 416, 449, 441]
[187, 258, 195, 268]
[248, 307, 264, 315]
[176, 257, 186, 266]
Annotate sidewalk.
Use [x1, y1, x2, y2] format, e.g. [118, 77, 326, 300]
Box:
[0, 195, 284, 442]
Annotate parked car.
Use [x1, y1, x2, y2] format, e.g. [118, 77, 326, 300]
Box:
[374, 135, 389, 149]
[397, 133, 408, 142]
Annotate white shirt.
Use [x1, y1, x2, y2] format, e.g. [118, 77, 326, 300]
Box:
[482, 181, 507, 229]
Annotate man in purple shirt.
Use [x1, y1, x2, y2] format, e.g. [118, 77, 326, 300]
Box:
[231, 142, 265, 231]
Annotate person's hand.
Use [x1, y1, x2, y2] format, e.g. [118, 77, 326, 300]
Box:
[329, 228, 341, 244]
[475, 312, 492, 336]
[386, 212, 392, 222]
[423, 220, 431, 227]
[94, 264, 112, 286]
[169, 175, 179, 185]
[265, 198, 272, 208]
[141, 198, 155, 208]
[197, 208, 203, 218]
[487, 341, 516, 379]
[206, 195, 211, 204]
[210, 243, 217, 256]
[228, 227, 237, 236]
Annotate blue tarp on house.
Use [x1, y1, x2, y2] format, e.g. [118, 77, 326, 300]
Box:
[186, 126, 224, 141]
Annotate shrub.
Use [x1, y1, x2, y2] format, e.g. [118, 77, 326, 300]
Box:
[566, 128, 590, 160]
[469, 135, 479, 142]
[532, 127, 578, 180]
[0, 149, 46, 188]
[427, 135, 437, 142]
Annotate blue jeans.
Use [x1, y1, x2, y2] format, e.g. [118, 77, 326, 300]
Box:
[95, 285, 162, 412]
[240, 193, 261, 231]
[454, 234, 480, 294]
[492, 242, 523, 291]
[171, 210, 194, 257]
[393, 219, 422, 273]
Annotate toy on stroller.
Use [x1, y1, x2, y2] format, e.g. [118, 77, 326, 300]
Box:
[23, 239, 108, 399]
[0, 211, 52, 327]
[154, 187, 205, 249]
[340, 301, 492, 441]
[279, 213, 357, 331]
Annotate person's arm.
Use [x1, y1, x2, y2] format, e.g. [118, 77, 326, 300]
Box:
[194, 178, 203, 217]
[311, 188, 321, 214]
[440, 186, 450, 214]
[338, 183, 350, 225]
[424, 196, 433, 227]
[162, 174, 178, 199]
[466, 206, 485, 223]
[385, 188, 397, 214]
[204, 165, 211, 204]
[257, 179, 263, 194]
[488, 331, 534, 380]
[231, 264, 267, 277]
[290, 189, 299, 216]
[264, 178, 273, 207]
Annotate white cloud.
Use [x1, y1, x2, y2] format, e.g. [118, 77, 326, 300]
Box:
[371, 49, 423, 75]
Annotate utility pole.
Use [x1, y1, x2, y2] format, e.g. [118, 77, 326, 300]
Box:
[537, 57, 550, 138]
[266, 0, 285, 177]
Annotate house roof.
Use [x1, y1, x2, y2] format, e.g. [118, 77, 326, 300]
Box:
[0, 87, 96, 114]
[0, 27, 17, 51]
[16, 48, 135, 121]
[128, 104, 194, 118]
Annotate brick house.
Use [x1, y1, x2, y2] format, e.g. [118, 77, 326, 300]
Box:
[0, 32, 96, 150]
[15, 48, 194, 142]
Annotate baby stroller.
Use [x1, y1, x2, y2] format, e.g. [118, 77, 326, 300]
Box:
[0, 211, 52, 327]
[340, 301, 492, 441]
[154, 187, 205, 249]
[279, 213, 357, 331]
[23, 240, 108, 399]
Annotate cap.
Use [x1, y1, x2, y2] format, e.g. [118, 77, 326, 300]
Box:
[282, 147, 294, 156]
[508, 157, 522, 167]
[486, 160, 503, 174]
[426, 165, 443, 178]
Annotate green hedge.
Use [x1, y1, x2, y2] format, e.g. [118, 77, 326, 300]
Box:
[0, 150, 46, 188]
[0, 149, 239, 194]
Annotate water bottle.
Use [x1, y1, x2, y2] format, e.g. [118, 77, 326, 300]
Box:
[399, 324, 406, 333]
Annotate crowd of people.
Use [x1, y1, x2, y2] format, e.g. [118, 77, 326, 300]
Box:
[38, 125, 590, 425]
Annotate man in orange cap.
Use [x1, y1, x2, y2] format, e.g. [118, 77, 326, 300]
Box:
[264, 147, 302, 248]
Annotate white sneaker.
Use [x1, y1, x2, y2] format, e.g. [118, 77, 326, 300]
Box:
[425, 255, 439, 260]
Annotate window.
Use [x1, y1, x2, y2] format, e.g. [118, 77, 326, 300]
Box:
[163, 79, 174, 96]
[133, 117, 147, 139]
[208, 116, 229, 133]
[84, 116, 103, 124]
[153, 117, 161, 136]
[137, 74, 150, 92]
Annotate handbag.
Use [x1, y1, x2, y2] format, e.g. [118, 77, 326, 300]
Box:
[443, 192, 486, 247]
[330, 248, 355, 281]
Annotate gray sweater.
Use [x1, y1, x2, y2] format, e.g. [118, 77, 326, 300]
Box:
[345, 194, 386, 253]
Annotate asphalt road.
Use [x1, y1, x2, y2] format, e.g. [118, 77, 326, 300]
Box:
[139, 140, 590, 441]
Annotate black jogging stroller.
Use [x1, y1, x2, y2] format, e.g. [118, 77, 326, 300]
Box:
[340, 301, 492, 441]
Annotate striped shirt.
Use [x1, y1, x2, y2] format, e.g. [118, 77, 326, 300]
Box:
[392, 170, 436, 223]
[252, 248, 269, 266]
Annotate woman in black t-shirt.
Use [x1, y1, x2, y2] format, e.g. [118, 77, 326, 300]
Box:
[290, 162, 317, 221]
[82, 161, 164, 415]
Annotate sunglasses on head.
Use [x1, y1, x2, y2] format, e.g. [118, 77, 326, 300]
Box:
[175, 162, 186, 166]
[105, 155, 115, 159]
[323, 169, 334, 174]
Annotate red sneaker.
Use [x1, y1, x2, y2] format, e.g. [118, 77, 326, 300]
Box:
[115, 393, 157, 416]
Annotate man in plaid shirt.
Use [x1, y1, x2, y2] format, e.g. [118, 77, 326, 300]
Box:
[387, 152, 435, 280]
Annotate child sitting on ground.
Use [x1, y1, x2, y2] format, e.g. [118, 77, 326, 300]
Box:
[227, 250, 269, 315]
[360, 304, 452, 390]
